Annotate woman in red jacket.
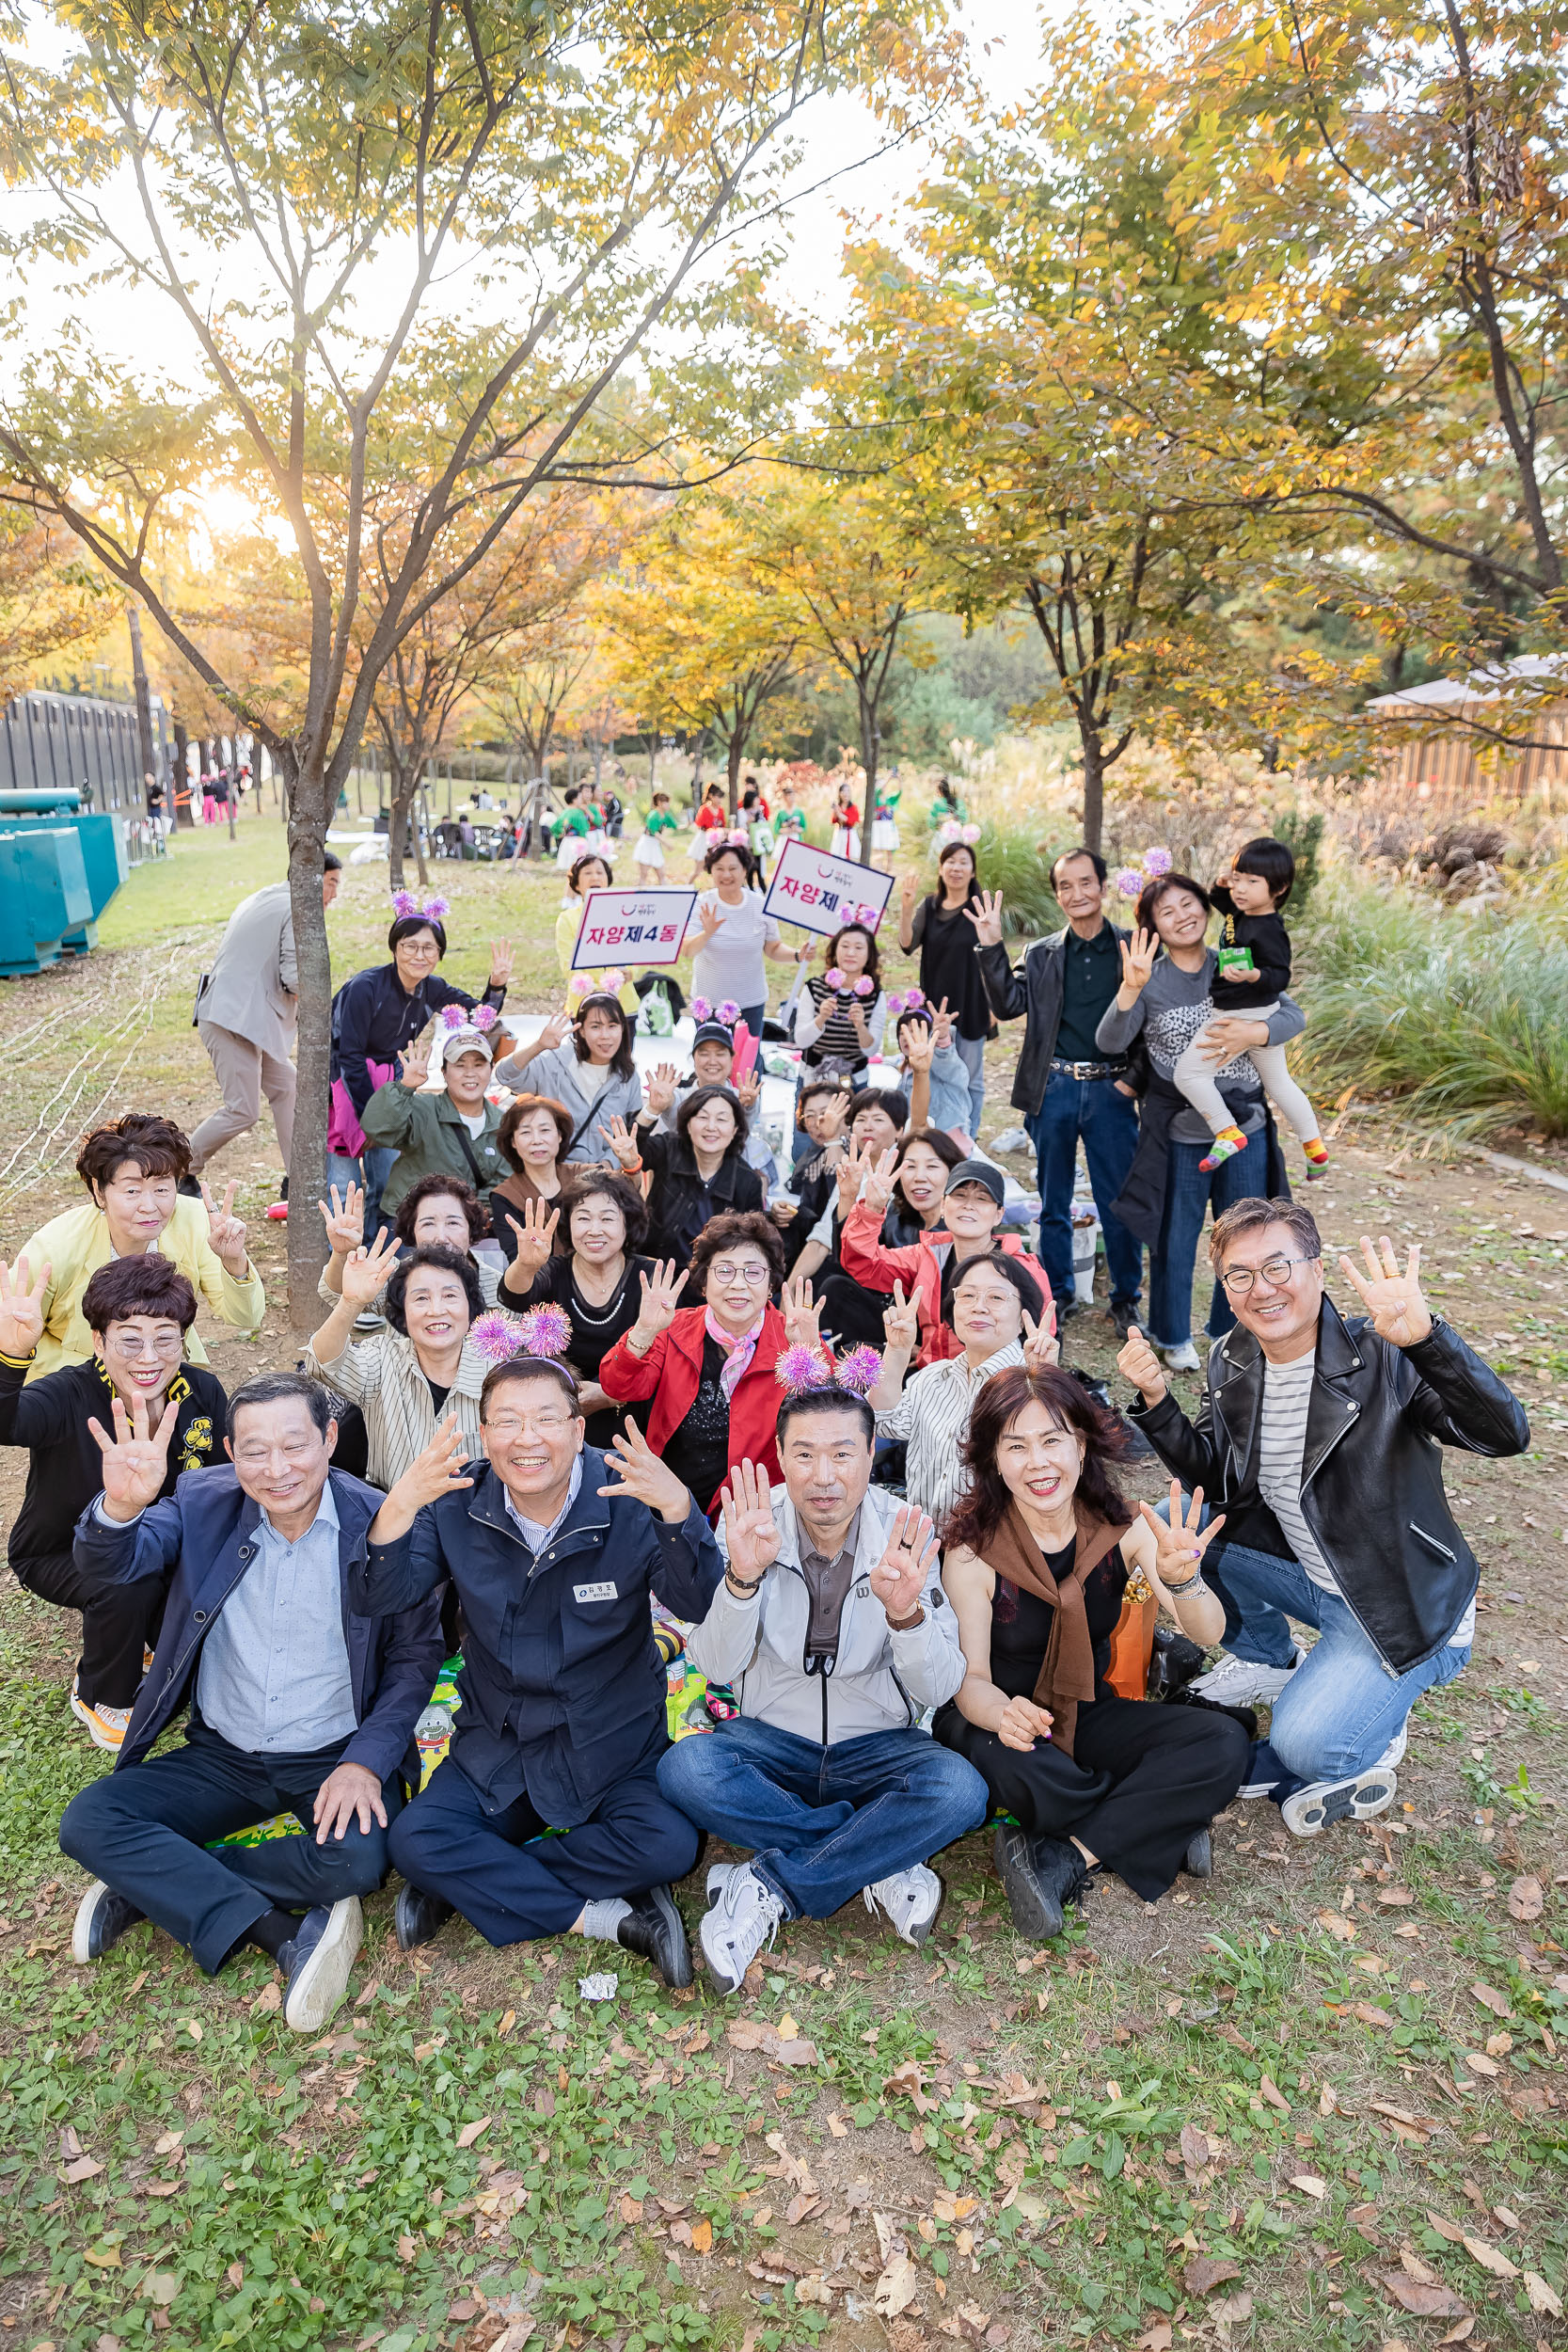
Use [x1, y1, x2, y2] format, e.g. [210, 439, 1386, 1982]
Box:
[838, 1145, 1053, 1369]
[599, 1212, 829, 1514]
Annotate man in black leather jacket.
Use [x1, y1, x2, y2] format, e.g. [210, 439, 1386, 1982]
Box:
[1117, 1198, 1528, 1836]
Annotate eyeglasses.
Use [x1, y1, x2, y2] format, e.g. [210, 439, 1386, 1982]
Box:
[107, 1330, 183, 1357]
[710, 1263, 770, 1285]
[1217, 1251, 1320, 1296]
[486, 1411, 575, 1438]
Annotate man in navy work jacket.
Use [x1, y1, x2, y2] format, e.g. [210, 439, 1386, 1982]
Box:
[59, 1373, 442, 2034]
[358, 1352, 723, 1986]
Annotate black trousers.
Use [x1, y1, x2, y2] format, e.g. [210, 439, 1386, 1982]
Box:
[58, 1719, 404, 1974]
[13, 1549, 171, 1709]
[936, 1693, 1250, 1900]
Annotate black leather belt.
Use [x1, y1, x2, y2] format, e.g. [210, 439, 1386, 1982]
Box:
[1051, 1057, 1127, 1079]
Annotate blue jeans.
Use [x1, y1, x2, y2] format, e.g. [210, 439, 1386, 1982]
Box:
[1148, 1136, 1263, 1348]
[326, 1146, 398, 1241]
[1204, 1537, 1470, 1792]
[657, 1714, 988, 1919]
[1026, 1068, 1142, 1309]
[954, 1031, 986, 1139]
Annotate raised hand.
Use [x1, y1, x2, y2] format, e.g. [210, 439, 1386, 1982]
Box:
[881, 1279, 919, 1359]
[869, 1503, 937, 1624]
[1338, 1234, 1432, 1347]
[630, 1258, 689, 1345]
[1116, 926, 1157, 999]
[597, 1420, 690, 1523]
[781, 1275, 824, 1354]
[385, 1415, 475, 1516]
[858, 1142, 898, 1217]
[720, 1458, 782, 1584]
[816, 1085, 850, 1141]
[1116, 1322, 1166, 1405]
[0, 1255, 50, 1361]
[899, 869, 919, 911]
[317, 1182, 365, 1259]
[1022, 1309, 1060, 1373]
[87, 1391, 178, 1522]
[487, 940, 515, 989]
[898, 1020, 933, 1073]
[340, 1227, 404, 1308]
[736, 1073, 761, 1112]
[996, 1692, 1054, 1754]
[931, 996, 955, 1053]
[696, 898, 727, 942]
[1135, 1482, 1227, 1602]
[504, 1198, 561, 1279]
[598, 1113, 641, 1169]
[834, 1146, 864, 1217]
[199, 1179, 249, 1275]
[644, 1061, 679, 1117]
[537, 1009, 573, 1053]
[961, 888, 1004, 949]
[398, 1039, 433, 1089]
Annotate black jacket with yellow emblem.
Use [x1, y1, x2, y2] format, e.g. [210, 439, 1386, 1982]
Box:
[0, 1353, 228, 1570]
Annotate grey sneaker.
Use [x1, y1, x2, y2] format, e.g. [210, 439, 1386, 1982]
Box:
[863, 1863, 942, 1947]
[71, 1880, 146, 1965]
[699, 1864, 786, 1994]
[1190, 1646, 1305, 1708]
[1282, 1765, 1398, 1838]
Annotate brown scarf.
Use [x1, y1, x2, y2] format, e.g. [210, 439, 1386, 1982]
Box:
[980, 1503, 1132, 1758]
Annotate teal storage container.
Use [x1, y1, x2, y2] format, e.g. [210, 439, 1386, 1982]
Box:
[0, 793, 127, 974]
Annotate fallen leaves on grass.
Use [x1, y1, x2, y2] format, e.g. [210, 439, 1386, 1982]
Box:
[1318, 1910, 1356, 1942]
[1469, 1982, 1511, 2018]
[1507, 1874, 1544, 1921]
[455, 2117, 491, 2149]
[874, 2251, 920, 2320]
[1183, 2256, 1241, 2296]
[1462, 2235, 1518, 2280]
[724, 2017, 818, 2066]
[1378, 2269, 1468, 2319]
[1525, 2273, 1564, 2318]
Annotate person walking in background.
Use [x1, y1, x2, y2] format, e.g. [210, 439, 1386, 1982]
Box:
[829, 781, 861, 861]
[631, 790, 679, 884]
[1168, 837, 1328, 1179]
[187, 856, 342, 1200]
[898, 833, 992, 1141]
[969, 852, 1144, 1338]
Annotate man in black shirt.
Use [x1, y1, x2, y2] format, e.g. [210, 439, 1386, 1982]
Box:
[0, 1253, 226, 1750]
[973, 849, 1143, 1334]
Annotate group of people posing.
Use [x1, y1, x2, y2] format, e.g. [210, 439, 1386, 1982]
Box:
[0, 823, 1526, 2042]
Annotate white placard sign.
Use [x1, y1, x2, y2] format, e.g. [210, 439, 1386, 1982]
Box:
[569, 887, 697, 971]
[761, 838, 895, 941]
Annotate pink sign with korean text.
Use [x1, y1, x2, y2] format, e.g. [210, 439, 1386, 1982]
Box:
[569, 887, 697, 970]
[761, 838, 894, 941]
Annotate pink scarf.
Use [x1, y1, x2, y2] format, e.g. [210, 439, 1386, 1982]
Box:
[705, 1307, 765, 1402]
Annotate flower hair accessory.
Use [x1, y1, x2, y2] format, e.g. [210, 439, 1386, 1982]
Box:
[468, 1308, 528, 1364]
[470, 1003, 498, 1031]
[601, 968, 626, 992]
[438, 1003, 468, 1029]
[517, 1302, 573, 1359]
[825, 967, 845, 990]
[468, 1303, 574, 1365]
[834, 1344, 882, 1396]
[690, 996, 712, 1023]
[851, 901, 881, 928]
[391, 891, 450, 921]
[774, 1343, 834, 1396]
[722, 829, 749, 848]
[886, 988, 927, 1019]
[963, 824, 980, 844]
[716, 1000, 740, 1025]
[1115, 846, 1175, 900]
[852, 976, 875, 999]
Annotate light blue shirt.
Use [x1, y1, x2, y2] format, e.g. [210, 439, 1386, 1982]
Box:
[196, 1480, 358, 1754]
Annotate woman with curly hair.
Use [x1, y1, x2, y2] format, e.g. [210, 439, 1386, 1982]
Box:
[499, 1170, 658, 1446]
[937, 1365, 1248, 1936]
[9, 1113, 263, 1379]
[304, 1232, 487, 1491]
[598, 1212, 824, 1515]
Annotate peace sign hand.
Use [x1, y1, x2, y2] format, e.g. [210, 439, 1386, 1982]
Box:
[720, 1457, 782, 1583]
[87, 1391, 179, 1523]
[781, 1275, 824, 1354]
[199, 1179, 249, 1276]
[962, 889, 1005, 949]
[598, 1420, 690, 1523]
[881, 1279, 919, 1358]
[339, 1227, 404, 1309]
[1135, 1482, 1227, 1606]
[505, 1198, 561, 1278]
[0, 1255, 50, 1361]
[930, 996, 955, 1052]
[1022, 1309, 1059, 1373]
[1117, 927, 1157, 1000]
[869, 1503, 937, 1624]
[629, 1258, 689, 1347]
[858, 1142, 898, 1217]
[317, 1182, 366, 1259]
[1338, 1234, 1433, 1348]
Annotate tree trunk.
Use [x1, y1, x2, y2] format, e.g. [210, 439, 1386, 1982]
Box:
[126, 604, 156, 800]
[726, 729, 744, 814]
[173, 723, 193, 825]
[1078, 726, 1105, 856]
[386, 751, 416, 890]
[857, 680, 879, 867]
[284, 755, 334, 1328]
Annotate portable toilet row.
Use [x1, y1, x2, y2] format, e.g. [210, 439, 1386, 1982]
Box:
[0, 790, 128, 976]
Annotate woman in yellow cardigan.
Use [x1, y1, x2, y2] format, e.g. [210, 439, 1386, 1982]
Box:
[10, 1114, 265, 1379]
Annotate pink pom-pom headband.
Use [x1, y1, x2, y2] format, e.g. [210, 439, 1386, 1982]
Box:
[468, 1303, 574, 1365]
[391, 891, 451, 922]
[438, 1002, 498, 1032]
[774, 1343, 881, 1399]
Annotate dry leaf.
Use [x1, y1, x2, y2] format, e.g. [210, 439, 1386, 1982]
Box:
[1317, 1909, 1356, 1942]
[1376, 1885, 1414, 1906]
[1378, 2271, 1468, 2318]
[1506, 1874, 1543, 1922]
[225, 2264, 243, 2289]
[396, 2235, 417, 2263]
[1483, 2032, 1513, 2058]
[786, 2194, 823, 2227]
[455, 2116, 492, 2149]
[1259, 2074, 1291, 2114]
[140, 2272, 179, 2306]
[1469, 1983, 1510, 2018]
[1184, 2256, 1242, 2296]
[1180, 2122, 1212, 2173]
[62, 2155, 104, 2184]
[619, 2193, 643, 2223]
[1352, 2001, 1392, 2029]
[826, 2113, 848, 2137]
[1138, 2326, 1173, 2352]
[1525, 2272, 1564, 2319]
[1462, 2051, 1499, 2077]
[1290, 2174, 1326, 2199]
[82, 2243, 121, 2269]
[689, 2218, 712, 2254]
[1462, 2236, 1517, 2280]
[251, 1981, 281, 2014]
[874, 2252, 921, 2320]
[1400, 2249, 1438, 2285]
[1427, 2212, 1466, 2244]
[1439, 2320, 1475, 2345]
[1210, 2291, 1253, 2326]
[669, 2220, 693, 2248]
[498, 2010, 516, 2036]
[152, 2131, 182, 2156]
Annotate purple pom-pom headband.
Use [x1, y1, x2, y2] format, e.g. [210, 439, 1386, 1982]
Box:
[391, 891, 451, 922]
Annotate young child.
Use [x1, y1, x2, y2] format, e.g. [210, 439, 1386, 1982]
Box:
[632, 789, 679, 884]
[1171, 835, 1328, 1178]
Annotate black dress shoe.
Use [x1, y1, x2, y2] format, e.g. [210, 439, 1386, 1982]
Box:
[617, 1884, 693, 1988]
[994, 1825, 1090, 1938]
[71, 1879, 146, 1964]
[1182, 1829, 1213, 1880]
[394, 1883, 455, 1953]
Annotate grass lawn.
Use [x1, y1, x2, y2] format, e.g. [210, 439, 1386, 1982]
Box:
[0, 821, 1564, 2352]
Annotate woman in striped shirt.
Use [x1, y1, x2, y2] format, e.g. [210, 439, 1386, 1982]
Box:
[305, 1231, 487, 1491]
[796, 924, 887, 1083]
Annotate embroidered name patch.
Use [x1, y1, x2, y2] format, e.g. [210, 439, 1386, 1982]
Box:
[574, 1581, 618, 1604]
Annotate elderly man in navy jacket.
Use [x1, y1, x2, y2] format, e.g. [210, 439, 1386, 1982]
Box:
[59, 1373, 442, 2033]
[357, 1352, 722, 1987]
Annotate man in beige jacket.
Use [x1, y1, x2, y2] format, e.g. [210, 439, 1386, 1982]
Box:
[187, 858, 341, 1182]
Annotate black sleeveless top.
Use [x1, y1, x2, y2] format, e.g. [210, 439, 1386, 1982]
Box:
[989, 1536, 1129, 1701]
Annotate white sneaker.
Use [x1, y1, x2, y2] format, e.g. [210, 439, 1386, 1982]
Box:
[705, 1861, 741, 1901]
[280, 1897, 364, 2033]
[699, 1864, 786, 1994]
[1155, 1341, 1201, 1372]
[1375, 1722, 1408, 1771]
[863, 1863, 943, 1947]
[1189, 1646, 1305, 1707]
[70, 1680, 134, 1752]
[1282, 1765, 1398, 1838]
